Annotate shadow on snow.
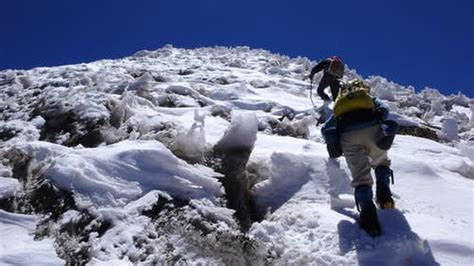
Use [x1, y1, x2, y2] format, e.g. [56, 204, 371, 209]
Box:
[327, 159, 439, 266]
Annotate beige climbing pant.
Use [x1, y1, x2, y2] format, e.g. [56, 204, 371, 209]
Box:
[340, 124, 391, 187]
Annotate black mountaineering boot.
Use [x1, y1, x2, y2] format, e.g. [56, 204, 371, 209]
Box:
[375, 166, 395, 209]
[355, 185, 381, 237]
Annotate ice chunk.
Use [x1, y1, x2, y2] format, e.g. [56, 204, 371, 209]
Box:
[215, 112, 258, 151]
[440, 118, 459, 141]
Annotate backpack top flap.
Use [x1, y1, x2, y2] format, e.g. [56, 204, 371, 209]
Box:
[333, 80, 375, 118]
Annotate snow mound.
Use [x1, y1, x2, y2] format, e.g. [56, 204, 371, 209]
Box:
[215, 112, 258, 151]
[0, 177, 20, 199]
[15, 140, 223, 208]
[253, 152, 317, 212]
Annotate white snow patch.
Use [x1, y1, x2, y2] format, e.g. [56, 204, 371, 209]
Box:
[0, 210, 64, 265]
[0, 177, 20, 199]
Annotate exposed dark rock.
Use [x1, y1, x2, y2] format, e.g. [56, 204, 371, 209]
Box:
[129, 69, 147, 79]
[210, 105, 232, 121]
[210, 77, 230, 85]
[0, 128, 19, 141]
[152, 74, 169, 83]
[71, 126, 104, 147]
[157, 94, 178, 108]
[259, 117, 309, 139]
[142, 196, 189, 219]
[250, 80, 270, 88]
[39, 81, 70, 89]
[211, 145, 263, 232]
[178, 69, 194, 76]
[32, 102, 107, 147]
[398, 125, 439, 141]
[143, 193, 269, 265]
[52, 211, 111, 266]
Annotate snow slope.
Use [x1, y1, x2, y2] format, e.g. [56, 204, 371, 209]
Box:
[0, 45, 473, 265]
[249, 134, 473, 265]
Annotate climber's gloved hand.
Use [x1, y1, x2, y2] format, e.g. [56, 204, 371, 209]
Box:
[374, 107, 388, 121]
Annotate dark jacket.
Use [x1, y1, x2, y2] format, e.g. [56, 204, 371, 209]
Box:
[309, 59, 332, 80]
[309, 59, 342, 101]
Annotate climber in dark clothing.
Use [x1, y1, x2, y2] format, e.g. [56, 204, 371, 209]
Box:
[308, 56, 345, 101]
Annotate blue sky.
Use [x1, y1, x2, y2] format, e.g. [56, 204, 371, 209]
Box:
[1, 0, 473, 96]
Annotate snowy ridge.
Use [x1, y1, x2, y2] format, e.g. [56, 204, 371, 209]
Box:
[0, 45, 473, 265]
[13, 140, 223, 208]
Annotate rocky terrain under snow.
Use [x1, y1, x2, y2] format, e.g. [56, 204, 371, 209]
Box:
[0, 45, 473, 265]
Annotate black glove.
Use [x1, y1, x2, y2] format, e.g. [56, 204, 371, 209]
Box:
[374, 108, 388, 121]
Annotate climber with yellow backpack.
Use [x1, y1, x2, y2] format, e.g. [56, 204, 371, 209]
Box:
[321, 79, 399, 237]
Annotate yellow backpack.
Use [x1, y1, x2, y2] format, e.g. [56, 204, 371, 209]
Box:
[333, 79, 375, 118]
